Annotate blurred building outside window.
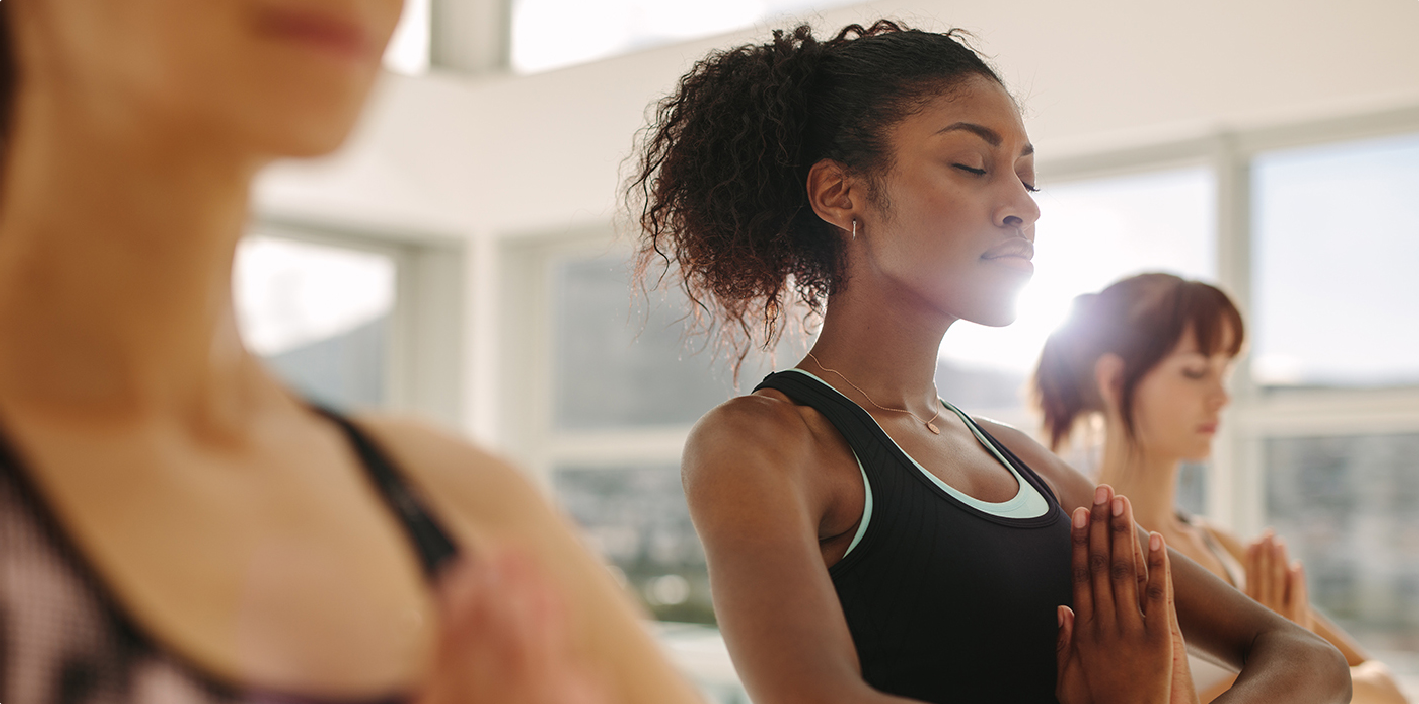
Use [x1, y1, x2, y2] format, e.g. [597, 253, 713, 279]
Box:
[509, 0, 861, 74]
[1244, 130, 1419, 695]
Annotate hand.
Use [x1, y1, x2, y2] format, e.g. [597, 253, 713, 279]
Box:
[1245, 530, 1312, 631]
[415, 552, 608, 704]
[1057, 486, 1187, 704]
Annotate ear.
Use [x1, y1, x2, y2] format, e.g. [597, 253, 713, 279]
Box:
[805, 158, 863, 234]
[1093, 353, 1126, 413]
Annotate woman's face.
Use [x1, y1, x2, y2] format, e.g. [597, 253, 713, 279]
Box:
[858, 74, 1041, 327]
[12, 0, 403, 157]
[1131, 325, 1235, 461]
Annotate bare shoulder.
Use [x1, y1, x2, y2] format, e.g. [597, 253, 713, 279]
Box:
[972, 417, 1095, 512]
[682, 391, 823, 491]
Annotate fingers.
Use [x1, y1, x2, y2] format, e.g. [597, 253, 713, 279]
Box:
[1271, 537, 1290, 609]
[1056, 604, 1075, 681]
[1109, 495, 1143, 629]
[1088, 485, 1118, 630]
[1287, 560, 1311, 629]
[1070, 506, 1094, 626]
[1143, 531, 1171, 634]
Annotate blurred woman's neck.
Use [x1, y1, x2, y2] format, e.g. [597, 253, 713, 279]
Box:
[0, 83, 282, 431]
[1096, 414, 1186, 532]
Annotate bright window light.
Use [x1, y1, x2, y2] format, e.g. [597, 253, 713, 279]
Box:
[511, 0, 860, 74]
[1252, 132, 1419, 387]
[384, 0, 431, 75]
[939, 168, 1218, 375]
[234, 235, 396, 357]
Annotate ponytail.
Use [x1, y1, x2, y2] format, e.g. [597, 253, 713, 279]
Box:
[626, 21, 1002, 369]
[1032, 273, 1246, 451]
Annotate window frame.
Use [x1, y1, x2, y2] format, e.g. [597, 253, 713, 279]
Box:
[252, 217, 466, 426]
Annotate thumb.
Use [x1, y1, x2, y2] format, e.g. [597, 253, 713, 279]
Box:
[1056, 605, 1075, 671]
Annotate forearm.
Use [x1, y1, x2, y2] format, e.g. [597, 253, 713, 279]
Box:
[1215, 627, 1350, 704]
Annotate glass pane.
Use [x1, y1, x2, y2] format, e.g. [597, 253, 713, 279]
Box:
[234, 235, 396, 410]
[383, 0, 431, 75]
[553, 464, 714, 624]
[553, 254, 779, 430]
[510, 0, 861, 73]
[1266, 433, 1419, 691]
[1252, 133, 1419, 388]
[937, 167, 1217, 422]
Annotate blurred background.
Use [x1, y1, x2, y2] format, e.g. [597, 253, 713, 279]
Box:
[239, 0, 1419, 700]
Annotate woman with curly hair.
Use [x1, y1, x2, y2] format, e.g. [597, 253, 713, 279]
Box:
[627, 20, 1350, 704]
[1033, 273, 1408, 703]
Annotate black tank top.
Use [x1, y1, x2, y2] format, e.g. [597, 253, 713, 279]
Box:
[0, 407, 458, 703]
[755, 371, 1073, 704]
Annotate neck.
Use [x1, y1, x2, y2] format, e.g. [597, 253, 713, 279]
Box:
[0, 85, 277, 426]
[1096, 417, 1183, 531]
[805, 267, 953, 417]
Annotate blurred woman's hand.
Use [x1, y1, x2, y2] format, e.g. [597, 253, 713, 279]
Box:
[416, 552, 608, 704]
[1245, 531, 1313, 631]
[1057, 487, 1196, 704]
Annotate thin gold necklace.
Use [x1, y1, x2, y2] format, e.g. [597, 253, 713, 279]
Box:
[806, 351, 943, 434]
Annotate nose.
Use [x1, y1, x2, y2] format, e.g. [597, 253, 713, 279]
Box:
[997, 184, 1041, 239]
[1209, 378, 1231, 411]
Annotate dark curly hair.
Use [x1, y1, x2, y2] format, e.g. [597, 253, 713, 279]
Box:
[1032, 273, 1246, 451]
[625, 20, 1003, 369]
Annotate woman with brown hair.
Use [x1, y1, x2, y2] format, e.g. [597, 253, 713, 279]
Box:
[1033, 272, 1408, 703]
[0, 2, 703, 703]
[628, 19, 1351, 704]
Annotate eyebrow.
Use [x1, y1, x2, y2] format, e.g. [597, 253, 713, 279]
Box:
[936, 122, 1034, 156]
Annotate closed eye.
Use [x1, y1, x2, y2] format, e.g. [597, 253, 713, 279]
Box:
[953, 164, 986, 176]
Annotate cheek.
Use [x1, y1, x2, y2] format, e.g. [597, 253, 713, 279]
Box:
[871, 176, 1026, 322]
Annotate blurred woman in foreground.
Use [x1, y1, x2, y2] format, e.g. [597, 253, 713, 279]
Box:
[1034, 272, 1407, 703]
[0, 2, 701, 703]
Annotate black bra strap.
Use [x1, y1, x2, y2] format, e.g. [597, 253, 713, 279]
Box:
[315, 408, 461, 579]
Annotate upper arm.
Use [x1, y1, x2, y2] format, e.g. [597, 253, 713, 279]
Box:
[681, 398, 883, 704]
[356, 416, 705, 704]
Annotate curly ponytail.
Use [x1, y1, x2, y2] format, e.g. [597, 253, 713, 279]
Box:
[626, 20, 1002, 369]
[1032, 273, 1246, 451]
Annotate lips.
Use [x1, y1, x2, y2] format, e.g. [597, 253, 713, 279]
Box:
[255, 6, 373, 62]
[981, 238, 1035, 272]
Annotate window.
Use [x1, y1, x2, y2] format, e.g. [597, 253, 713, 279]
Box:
[937, 167, 1218, 428]
[1251, 132, 1419, 388]
[1266, 433, 1419, 661]
[384, 0, 432, 75]
[235, 233, 397, 410]
[510, 0, 862, 74]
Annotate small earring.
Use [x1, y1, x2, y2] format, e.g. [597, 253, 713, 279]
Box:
[851, 219, 857, 240]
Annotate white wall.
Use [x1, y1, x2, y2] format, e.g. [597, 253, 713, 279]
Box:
[252, 0, 1419, 438]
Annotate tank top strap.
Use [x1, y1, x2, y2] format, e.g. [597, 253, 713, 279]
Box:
[754, 369, 887, 456]
[315, 407, 461, 579]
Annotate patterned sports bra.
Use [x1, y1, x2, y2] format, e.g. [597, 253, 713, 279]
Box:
[0, 408, 459, 704]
